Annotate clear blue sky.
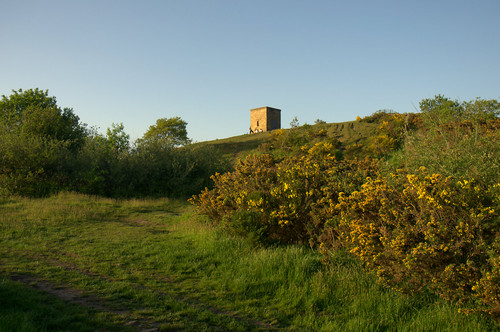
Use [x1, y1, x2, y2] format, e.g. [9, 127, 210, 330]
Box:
[1, 0, 499, 142]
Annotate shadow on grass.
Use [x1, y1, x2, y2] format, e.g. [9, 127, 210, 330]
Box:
[0, 276, 130, 332]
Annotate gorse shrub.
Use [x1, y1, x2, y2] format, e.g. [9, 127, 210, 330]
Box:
[191, 153, 282, 244]
[364, 112, 422, 158]
[263, 124, 339, 158]
[341, 97, 500, 312]
[396, 116, 500, 183]
[336, 168, 500, 309]
[191, 142, 379, 246]
[192, 95, 500, 315]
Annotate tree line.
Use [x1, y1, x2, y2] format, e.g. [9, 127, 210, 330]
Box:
[0, 88, 230, 197]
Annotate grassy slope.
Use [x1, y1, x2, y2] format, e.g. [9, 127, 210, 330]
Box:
[0, 193, 496, 331]
[193, 120, 379, 162]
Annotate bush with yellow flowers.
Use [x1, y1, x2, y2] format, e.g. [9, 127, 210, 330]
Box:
[190, 153, 280, 243]
[365, 112, 422, 157]
[191, 96, 500, 314]
[267, 141, 353, 244]
[336, 166, 500, 311]
[190, 141, 378, 246]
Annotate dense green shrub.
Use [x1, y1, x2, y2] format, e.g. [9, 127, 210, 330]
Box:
[126, 143, 231, 198]
[72, 135, 231, 198]
[393, 113, 500, 183]
[0, 129, 73, 196]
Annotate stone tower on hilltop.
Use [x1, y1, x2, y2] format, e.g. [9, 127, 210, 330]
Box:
[250, 106, 281, 133]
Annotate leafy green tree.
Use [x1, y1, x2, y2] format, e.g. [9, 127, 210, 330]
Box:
[0, 88, 86, 149]
[461, 97, 500, 120]
[0, 88, 57, 124]
[419, 94, 461, 114]
[419, 94, 499, 124]
[137, 117, 191, 148]
[0, 89, 87, 196]
[106, 122, 130, 152]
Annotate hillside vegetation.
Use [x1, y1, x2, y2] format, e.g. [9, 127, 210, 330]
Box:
[1, 90, 500, 329]
[194, 119, 379, 163]
[191, 95, 500, 317]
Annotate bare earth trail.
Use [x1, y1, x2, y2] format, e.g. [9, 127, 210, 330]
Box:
[7, 265, 276, 331]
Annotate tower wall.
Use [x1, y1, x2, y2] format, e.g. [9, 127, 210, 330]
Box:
[250, 107, 281, 132]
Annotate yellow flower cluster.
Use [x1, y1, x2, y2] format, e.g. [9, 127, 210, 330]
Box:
[336, 166, 499, 311]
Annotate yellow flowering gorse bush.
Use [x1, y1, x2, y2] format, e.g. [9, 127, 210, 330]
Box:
[337, 168, 500, 311]
[191, 98, 500, 314]
[191, 142, 378, 245]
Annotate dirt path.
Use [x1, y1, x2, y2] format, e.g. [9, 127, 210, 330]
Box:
[1, 215, 280, 331]
[9, 274, 160, 332]
[6, 249, 278, 331]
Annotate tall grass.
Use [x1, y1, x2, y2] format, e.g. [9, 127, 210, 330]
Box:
[0, 193, 497, 331]
[181, 226, 494, 331]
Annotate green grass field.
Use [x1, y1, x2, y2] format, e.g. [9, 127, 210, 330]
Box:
[1, 192, 496, 331]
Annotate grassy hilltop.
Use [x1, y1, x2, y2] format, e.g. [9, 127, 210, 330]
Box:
[194, 119, 379, 162]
